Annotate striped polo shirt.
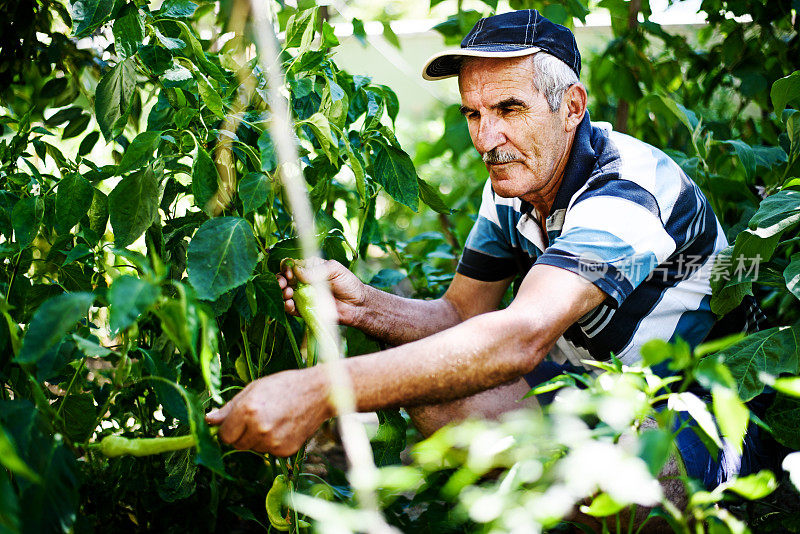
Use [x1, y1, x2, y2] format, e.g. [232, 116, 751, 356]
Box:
[458, 112, 728, 367]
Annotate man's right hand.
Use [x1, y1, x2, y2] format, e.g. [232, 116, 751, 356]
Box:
[277, 258, 368, 327]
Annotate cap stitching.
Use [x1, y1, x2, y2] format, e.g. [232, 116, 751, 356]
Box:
[468, 18, 484, 47]
[463, 42, 538, 47]
[572, 38, 579, 73]
[531, 10, 537, 44]
[525, 10, 531, 46]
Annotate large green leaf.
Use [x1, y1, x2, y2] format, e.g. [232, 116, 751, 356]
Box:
[771, 71, 800, 113]
[70, 0, 119, 37]
[747, 189, 800, 236]
[371, 409, 407, 467]
[711, 231, 779, 315]
[158, 0, 198, 18]
[112, 3, 144, 59]
[418, 177, 452, 214]
[16, 292, 94, 365]
[714, 326, 800, 401]
[192, 145, 219, 215]
[139, 45, 173, 76]
[258, 131, 277, 172]
[712, 385, 748, 455]
[108, 275, 160, 333]
[59, 393, 97, 443]
[158, 449, 197, 502]
[199, 311, 221, 403]
[302, 112, 337, 164]
[372, 143, 419, 211]
[238, 172, 270, 214]
[95, 58, 137, 141]
[194, 71, 224, 119]
[765, 393, 800, 449]
[11, 197, 44, 249]
[187, 217, 259, 301]
[55, 174, 94, 234]
[724, 140, 756, 183]
[285, 8, 317, 50]
[109, 167, 160, 247]
[785, 253, 800, 300]
[117, 131, 161, 174]
[86, 188, 109, 244]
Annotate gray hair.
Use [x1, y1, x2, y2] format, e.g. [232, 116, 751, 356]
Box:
[530, 52, 579, 112]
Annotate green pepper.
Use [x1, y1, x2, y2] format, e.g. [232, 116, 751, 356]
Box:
[99, 434, 197, 457]
[266, 474, 291, 531]
[293, 282, 336, 355]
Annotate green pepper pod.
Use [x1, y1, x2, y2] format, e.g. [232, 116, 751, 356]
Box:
[293, 282, 337, 356]
[266, 474, 291, 531]
[99, 434, 196, 457]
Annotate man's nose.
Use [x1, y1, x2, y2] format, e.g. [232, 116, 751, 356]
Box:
[475, 116, 507, 153]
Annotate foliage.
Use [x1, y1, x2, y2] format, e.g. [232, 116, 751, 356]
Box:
[0, 1, 443, 531]
[0, 0, 799, 533]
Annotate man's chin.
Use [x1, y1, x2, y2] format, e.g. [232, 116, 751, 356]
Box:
[489, 175, 523, 199]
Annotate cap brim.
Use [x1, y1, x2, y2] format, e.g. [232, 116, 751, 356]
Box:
[422, 46, 542, 81]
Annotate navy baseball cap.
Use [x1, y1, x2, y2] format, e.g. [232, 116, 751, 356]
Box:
[422, 10, 581, 81]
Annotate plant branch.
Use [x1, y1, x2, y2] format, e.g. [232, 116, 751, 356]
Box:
[247, 4, 394, 532]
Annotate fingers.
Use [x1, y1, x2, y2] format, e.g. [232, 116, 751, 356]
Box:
[205, 402, 232, 425]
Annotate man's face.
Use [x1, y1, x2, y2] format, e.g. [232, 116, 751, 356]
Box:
[458, 55, 571, 205]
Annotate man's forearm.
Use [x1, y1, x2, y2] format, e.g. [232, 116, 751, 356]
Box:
[321, 307, 547, 414]
[349, 284, 463, 345]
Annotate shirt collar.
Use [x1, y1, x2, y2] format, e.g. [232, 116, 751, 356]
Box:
[550, 110, 597, 213]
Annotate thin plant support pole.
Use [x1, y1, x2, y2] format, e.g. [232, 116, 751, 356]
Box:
[247, 4, 396, 533]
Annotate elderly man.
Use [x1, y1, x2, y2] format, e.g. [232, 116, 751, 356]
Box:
[207, 10, 768, 498]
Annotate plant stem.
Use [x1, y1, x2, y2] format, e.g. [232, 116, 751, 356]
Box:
[5, 251, 22, 301]
[240, 321, 256, 382]
[256, 316, 272, 376]
[283, 319, 304, 369]
[55, 356, 86, 420]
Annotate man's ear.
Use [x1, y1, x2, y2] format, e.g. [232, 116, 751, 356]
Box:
[563, 83, 587, 132]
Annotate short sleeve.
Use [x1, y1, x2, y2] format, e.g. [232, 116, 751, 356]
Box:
[535, 180, 677, 306]
[456, 181, 518, 282]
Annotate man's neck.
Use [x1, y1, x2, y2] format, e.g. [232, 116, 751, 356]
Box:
[524, 130, 577, 221]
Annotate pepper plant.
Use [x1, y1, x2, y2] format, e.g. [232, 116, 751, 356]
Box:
[0, 1, 443, 531]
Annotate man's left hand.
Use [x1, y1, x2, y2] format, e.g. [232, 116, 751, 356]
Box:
[205, 368, 331, 456]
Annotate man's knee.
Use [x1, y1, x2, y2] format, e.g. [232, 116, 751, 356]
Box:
[406, 378, 538, 437]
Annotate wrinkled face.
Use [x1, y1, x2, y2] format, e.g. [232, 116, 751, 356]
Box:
[458, 55, 572, 206]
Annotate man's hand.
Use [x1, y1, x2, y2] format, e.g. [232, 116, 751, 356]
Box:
[205, 369, 331, 456]
[277, 258, 367, 327]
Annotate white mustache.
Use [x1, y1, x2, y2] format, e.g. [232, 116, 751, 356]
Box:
[483, 149, 519, 164]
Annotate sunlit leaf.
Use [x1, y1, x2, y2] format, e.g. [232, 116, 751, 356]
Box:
[108, 275, 160, 333]
[712, 386, 748, 455]
[11, 197, 44, 249]
[94, 58, 136, 141]
[238, 172, 270, 214]
[580, 492, 626, 517]
[715, 326, 800, 401]
[109, 166, 160, 247]
[192, 145, 219, 215]
[371, 143, 419, 211]
[667, 392, 722, 448]
[187, 217, 259, 301]
[112, 3, 144, 59]
[785, 252, 800, 300]
[771, 71, 800, 113]
[55, 173, 93, 234]
[117, 131, 161, 174]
